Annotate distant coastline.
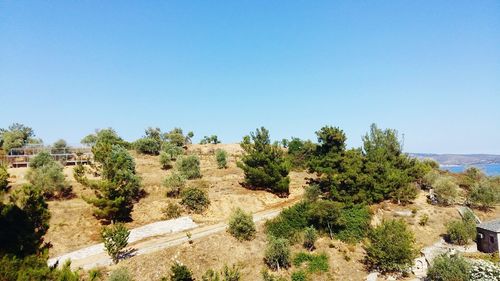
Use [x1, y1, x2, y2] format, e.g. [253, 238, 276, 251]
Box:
[409, 153, 500, 166]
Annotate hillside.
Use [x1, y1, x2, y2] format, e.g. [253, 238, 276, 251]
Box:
[410, 153, 500, 165]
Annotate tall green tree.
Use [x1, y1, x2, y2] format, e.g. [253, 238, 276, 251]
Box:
[0, 123, 37, 151]
[237, 127, 290, 197]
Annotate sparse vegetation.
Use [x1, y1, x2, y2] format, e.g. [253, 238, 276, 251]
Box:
[169, 262, 194, 281]
[162, 201, 183, 220]
[237, 127, 290, 197]
[176, 155, 201, 179]
[419, 214, 429, 226]
[101, 223, 130, 264]
[202, 264, 241, 281]
[364, 219, 417, 273]
[180, 186, 210, 213]
[215, 149, 228, 169]
[108, 267, 134, 281]
[227, 208, 256, 241]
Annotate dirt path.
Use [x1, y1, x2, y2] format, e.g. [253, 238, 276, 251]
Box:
[49, 201, 295, 270]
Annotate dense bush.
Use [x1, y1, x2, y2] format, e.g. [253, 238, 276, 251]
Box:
[286, 137, 316, 170]
[159, 151, 172, 169]
[468, 178, 500, 210]
[227, 208, 256, 241]
[101, 223, 130, 264]
[134, 137, 161, 155]
[237, 127, 290, 197]
[265, 202, 311, 242]
[176, 155, 201, 179]
[0, 255, 80, 281]
[0, 123, 36, 151]
[335, 204, 371, 243]
[302, 227, 317, 251]
[108, 267, 133, 281]
[264, 237, 291, 271]
[0, 184, 50, 257]
[446, 215, 476, 245]
[26, 154, 72, 199]
[162, 142, 185, 160]
[364, 219, 417, 273]
[215, 149, 228, 169]
[180, 186, 210, 213]
[162, 201, 182, 220]
[433, 177, 459, 205]
[303, 185, 321, 202]
[164, 172, 187, 197]
[390, 183, 418, 205]
[0, 165, 9, 190]
[426, 254, 471, 281]
[164, 128, 193, 147]
[169, 262, 194, 281]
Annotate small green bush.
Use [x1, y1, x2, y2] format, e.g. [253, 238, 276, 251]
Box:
[0, 165, 9, 190]
[264, 237, 291, 271]
[419, 214, 429, 226]
[292, 252, 329, 273]
[227, 208, 256, 241]
[108, 267, 133, 281]
[302, 227, 317, 251]
[159, 152, 172, 170]
[102, 223, 130, 264]
[364, 219, 417, 273]
[290, 270, 308, 281]
[180, 186, 210, 213]
[169, 262, 194, 281]
[26, 154, 72, 199]
[265, 202, 310, 242]
[433, 177, 459, 206]
[335, 204, 371, 243]
[134, 138, 161, 155]
[426, 254, 471, 281]
[162, 201, 182, 220]
[164, 173, 186, 197]
[29, 151, 53, 169]
[446, 217, 476, 245]
[162, 142, 184, 160]
[468, 179, 500, 210]
[176, 155, 201, 179]
[215, 149, 228, 169]
[304, 185, 321, 202]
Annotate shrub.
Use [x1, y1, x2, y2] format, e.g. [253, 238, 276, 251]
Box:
[52, 139, 69, 154]
[335, 204, 371, 243]
[108, 267, 133, 281]
[200, 135, 221, 145]
[26, 159, 72, 199]
[101, 223, 130, 264]
[390, 183, 418, 205]
[164, 173, 187, 197]
[180, 186, 210, 213]
[162, 201, 182, 220]
[291, 271, 308, 281]
[306, 200, 343, 239]
[215, 149, 228, 169]
[176, 155, 201, 179]
[29, 151, 53, 169]
[0, 165, 9, 190]
[433, 177, 459, 205]
[419, 214, 429, 226]
[304, 185, 321, 202]
[169, 262, 194, 281]
[134, 138, 161, 155]
[293, 252, 329, 273]
[227, 208, 256, 241]
[237, 127, 290, 197]
[162, 142, 184, 160]
[265, 202, 311, 242]
[264, 237, 291, 271]
[302, 227, 317, 251]
[426, 254, 471, 281]
[364, 219, 417, 273]
[446, 216, 476, 245]
[159, 151, 172, 169]
[468, 179, 500, 210]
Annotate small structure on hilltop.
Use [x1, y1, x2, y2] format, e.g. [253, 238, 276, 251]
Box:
[476, 219, 500, 255]
[4, 144, 92, 168]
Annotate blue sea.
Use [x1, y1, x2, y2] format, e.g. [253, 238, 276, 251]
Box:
[440, 163, 500, 176]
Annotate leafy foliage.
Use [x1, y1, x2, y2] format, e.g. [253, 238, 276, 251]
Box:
[101, 223, 130, 264]
[162, 142, 185, 161]
[0, 123, 36, 151]
[237, 127, 290, 197]
[164, 172, 187, 197]
[164, 128, 193, 147]
[264, 237, 291, 271]
[302, 227, 317, 251]
[0, 165, 9, 191]
[227, 208, 256, 241]
[200, 135, 221, 145]
[169, 262, 194, 281]
[290, 271, 307, 281]
[433, 176, 459, 206]
[468, 178, 500, 210]
[134, 137, 161, 155]
[0, 184, 50, 257]
[286, 137, 316, 170]
[215, 149, 228, 169]
[160, 152, 172, 170]
[364, 219, 417, 273]
[446, 213, 476, 245]
[176, 155, 201, 179]
[426, 254, 471, 281]
[180, 186, 210, 213]
[0, 255, 80, 281]
[26, 152, 72, 199]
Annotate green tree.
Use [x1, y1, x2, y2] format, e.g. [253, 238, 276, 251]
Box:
[0, 123, 36, 151]
[134, 138, 161, 155]
[468, 178, 500, 210]
[364, 219, 417, 273]
[200, 135, 221, 144]
[160, 151, 172, 170]
[169, 262, 194, 281]
[433, 177, 459, 206]
[265, 237, 291, 271]
[237, 127, 290, 197]
[176, 155, 201, 179]
[162, 142, 185, 160]
[286, 137, 316, 170]
[302, 226, 317, 251]
[215, 149, 228, 169]
[227, 208, 256, 241]
[101, 223, 130, 264]
[426, 254, 471, 281]
[307, 200, 343, 239]
[180, 186, 210, 213]
[52, 139, 69, 154]
[0, 165, 9, 191]
[26, 152, 72, 199]
[164, 128, 192, 147]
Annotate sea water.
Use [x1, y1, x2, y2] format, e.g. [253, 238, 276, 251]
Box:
[440, 163, 500, 176]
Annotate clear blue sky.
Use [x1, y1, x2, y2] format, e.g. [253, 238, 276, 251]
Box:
[1, 1, 499, 154]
